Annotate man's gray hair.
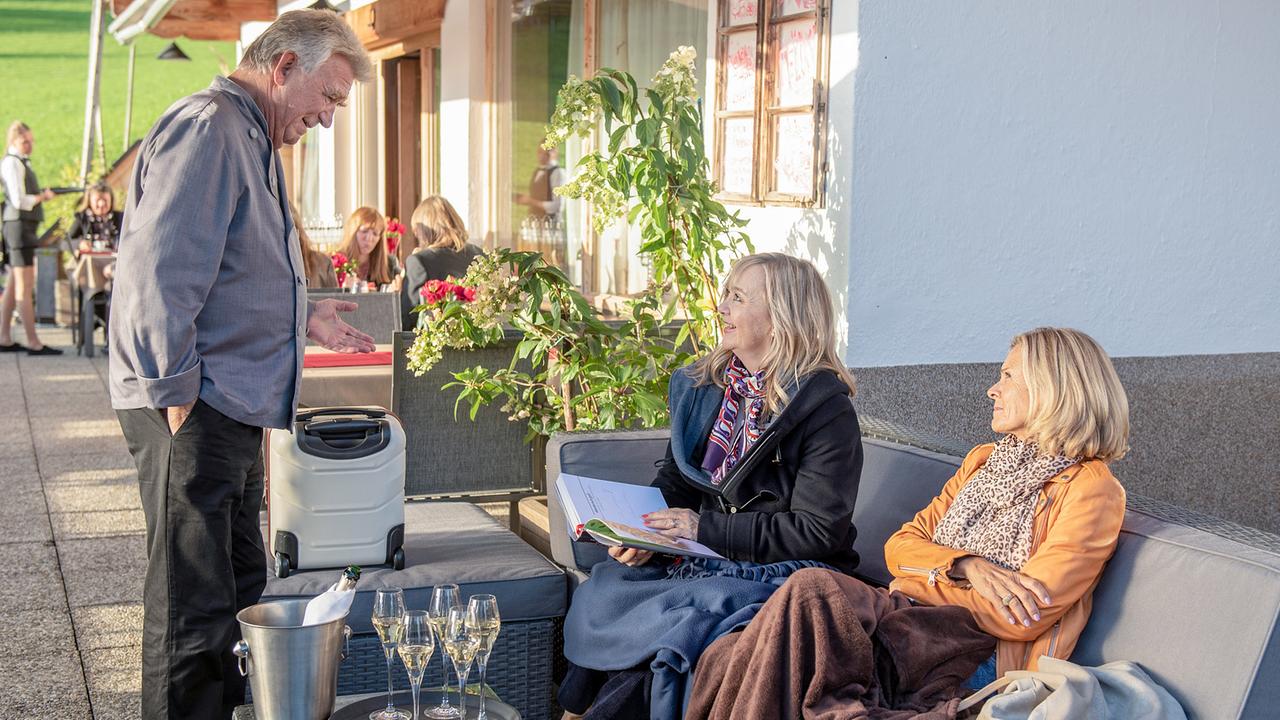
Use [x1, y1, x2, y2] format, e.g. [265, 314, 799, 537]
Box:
[240, 9, 373, 83]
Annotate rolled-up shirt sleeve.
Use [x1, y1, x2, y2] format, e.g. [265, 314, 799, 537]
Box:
[114, 112, 240, 408]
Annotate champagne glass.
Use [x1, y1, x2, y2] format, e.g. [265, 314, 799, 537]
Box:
[370, 588, 409, 720]
[425, 584, 462, 719]
[398, 611, 436, 720]
[443, 606, 481, 718]
[466, 595, 501, 720]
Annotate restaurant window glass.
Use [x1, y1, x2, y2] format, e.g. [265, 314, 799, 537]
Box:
[497, 0, 707, 295]
[714, 0, 829, 206]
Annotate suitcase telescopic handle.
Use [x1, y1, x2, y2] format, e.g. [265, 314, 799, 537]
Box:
[296, 417, 392, 459]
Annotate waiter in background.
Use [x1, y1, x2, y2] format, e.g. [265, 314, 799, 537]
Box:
[515, 139, 566, 223]
[0, 120, 60, 355]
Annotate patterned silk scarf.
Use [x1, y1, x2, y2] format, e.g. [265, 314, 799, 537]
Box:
[931, 435, 1078, 570]
[701, 356, 769, 486]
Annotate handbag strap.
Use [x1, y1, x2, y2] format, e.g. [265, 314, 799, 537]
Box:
[956, 670, 1070, 712]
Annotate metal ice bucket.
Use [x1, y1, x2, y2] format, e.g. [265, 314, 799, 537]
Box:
[233, 598, 352, 720]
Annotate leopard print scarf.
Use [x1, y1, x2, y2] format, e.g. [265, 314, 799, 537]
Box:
[931, 435, 1078, 570]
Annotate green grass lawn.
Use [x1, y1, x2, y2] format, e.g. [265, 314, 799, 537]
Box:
[0, 0, 234, 219]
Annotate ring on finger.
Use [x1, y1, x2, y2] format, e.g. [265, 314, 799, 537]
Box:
[1000, 593, 1015, 606]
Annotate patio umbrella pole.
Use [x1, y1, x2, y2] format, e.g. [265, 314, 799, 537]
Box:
[123, 44, 136, 153]
[79, 0, 107, 184]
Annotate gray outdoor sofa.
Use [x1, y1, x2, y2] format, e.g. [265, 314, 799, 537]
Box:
[545, 417, 1280, 719]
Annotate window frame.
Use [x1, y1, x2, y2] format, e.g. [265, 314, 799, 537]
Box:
[713, 0, 830, 207]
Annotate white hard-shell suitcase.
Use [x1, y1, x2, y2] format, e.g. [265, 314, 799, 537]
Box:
[268, 406, 406, 578]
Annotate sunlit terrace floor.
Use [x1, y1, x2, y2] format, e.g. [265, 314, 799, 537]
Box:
[0, 328, 510, 719]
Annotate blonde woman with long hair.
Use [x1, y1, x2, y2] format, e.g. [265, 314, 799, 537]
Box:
[336, 206, 400, 291]
[687, 327, 1131, 718]
[559, 253, 864, 720]
[401, 195, 483, 327]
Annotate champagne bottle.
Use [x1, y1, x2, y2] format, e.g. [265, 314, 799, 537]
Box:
[336, 565, 361, 592]
[302, 565, 362, 626]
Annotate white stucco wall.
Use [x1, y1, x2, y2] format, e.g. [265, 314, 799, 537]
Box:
[844, 0, 1280, 366]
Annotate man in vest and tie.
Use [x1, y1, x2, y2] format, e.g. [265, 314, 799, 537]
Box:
[1, 121, 61, 355]
[515, 139, 567, 223]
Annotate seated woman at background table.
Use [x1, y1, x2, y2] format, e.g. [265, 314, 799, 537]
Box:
[289, 200, 338, 289]
[68, 182, 123, 253]
[401, 195, 483, 328]
[560, 253, 864, 720]
[337, 206, 401, 292]
[686, 327, 1131, 719]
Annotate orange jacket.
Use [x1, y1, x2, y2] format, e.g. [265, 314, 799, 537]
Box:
[883, 443, 1125, 676]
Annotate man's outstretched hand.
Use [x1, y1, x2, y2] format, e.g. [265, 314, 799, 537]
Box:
[306, 298, 376, 353]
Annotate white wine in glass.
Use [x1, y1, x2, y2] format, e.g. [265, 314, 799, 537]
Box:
[425, 584, 462, 720]
[444, 606, 481, 716]
[370, 588, 409, 720]
[398, 611, 436, 720]
[372, 614, 404, 646]
[467, 595, 501, 720]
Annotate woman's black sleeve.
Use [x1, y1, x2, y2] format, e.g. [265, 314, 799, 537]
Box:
[651, 440, 704, 511]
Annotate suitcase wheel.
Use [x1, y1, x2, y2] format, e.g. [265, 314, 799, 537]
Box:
[274, 551, 291, 579]
[392, 547, 405, 571]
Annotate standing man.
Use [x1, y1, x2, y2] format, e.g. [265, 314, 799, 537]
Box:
[109, 11, 375, 720]
[0, 121, 61, 355]
[515, 140, 566, 223]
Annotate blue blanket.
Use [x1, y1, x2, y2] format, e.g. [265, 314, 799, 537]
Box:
[564, 557, 828, 719]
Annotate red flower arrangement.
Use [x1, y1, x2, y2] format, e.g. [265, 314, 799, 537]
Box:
[385, 218, 406, 255]
[331, 251, 358, 286]
[420, 277, 477, 305]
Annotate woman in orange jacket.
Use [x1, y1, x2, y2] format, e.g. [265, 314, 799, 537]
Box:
[885, 326, 1128, 682]
[688, 327, 1130, 716]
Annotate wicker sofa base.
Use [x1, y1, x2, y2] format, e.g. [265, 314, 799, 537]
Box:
[246, 616, 557, 720]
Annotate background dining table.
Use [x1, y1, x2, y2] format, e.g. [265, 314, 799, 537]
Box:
[299, 343, 395, 410]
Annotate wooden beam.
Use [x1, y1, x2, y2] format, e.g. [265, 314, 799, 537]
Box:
[111, 0, 274, 40]
[395, 56, 421, 229]
[347, 0, 446, 51]
[137, 19, 242, 41]
[111, 0, 275, 22]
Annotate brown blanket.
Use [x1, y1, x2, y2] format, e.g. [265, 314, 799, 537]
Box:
[686, 568, 995, 720]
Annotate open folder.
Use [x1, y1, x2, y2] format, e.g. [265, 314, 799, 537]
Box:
[553, 473, 725, 560]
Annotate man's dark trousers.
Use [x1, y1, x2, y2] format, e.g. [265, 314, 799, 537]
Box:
[117, 399, 267, 720]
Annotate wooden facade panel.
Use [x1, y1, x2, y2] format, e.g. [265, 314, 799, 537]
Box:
[347, 0, 447, 50]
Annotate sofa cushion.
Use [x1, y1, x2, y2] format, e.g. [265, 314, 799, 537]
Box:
[262, 501, 567, 634]
[1071, 507, 1280, 719]
[546, 429, 672, 574]
[851, 438, 960, 586]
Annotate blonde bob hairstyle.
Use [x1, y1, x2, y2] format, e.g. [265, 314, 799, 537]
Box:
[337, 206, 392, 285]
[1013, 327, 1130, 462]
[409, 195, 469, 252]
[692, 253, 856, 414]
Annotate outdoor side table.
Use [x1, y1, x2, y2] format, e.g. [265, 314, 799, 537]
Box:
[234, 689, 520, 719]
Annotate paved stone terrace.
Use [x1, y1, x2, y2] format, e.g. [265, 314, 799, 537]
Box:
[0, 329, 141, 718]
[0, 328, 511, 719]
